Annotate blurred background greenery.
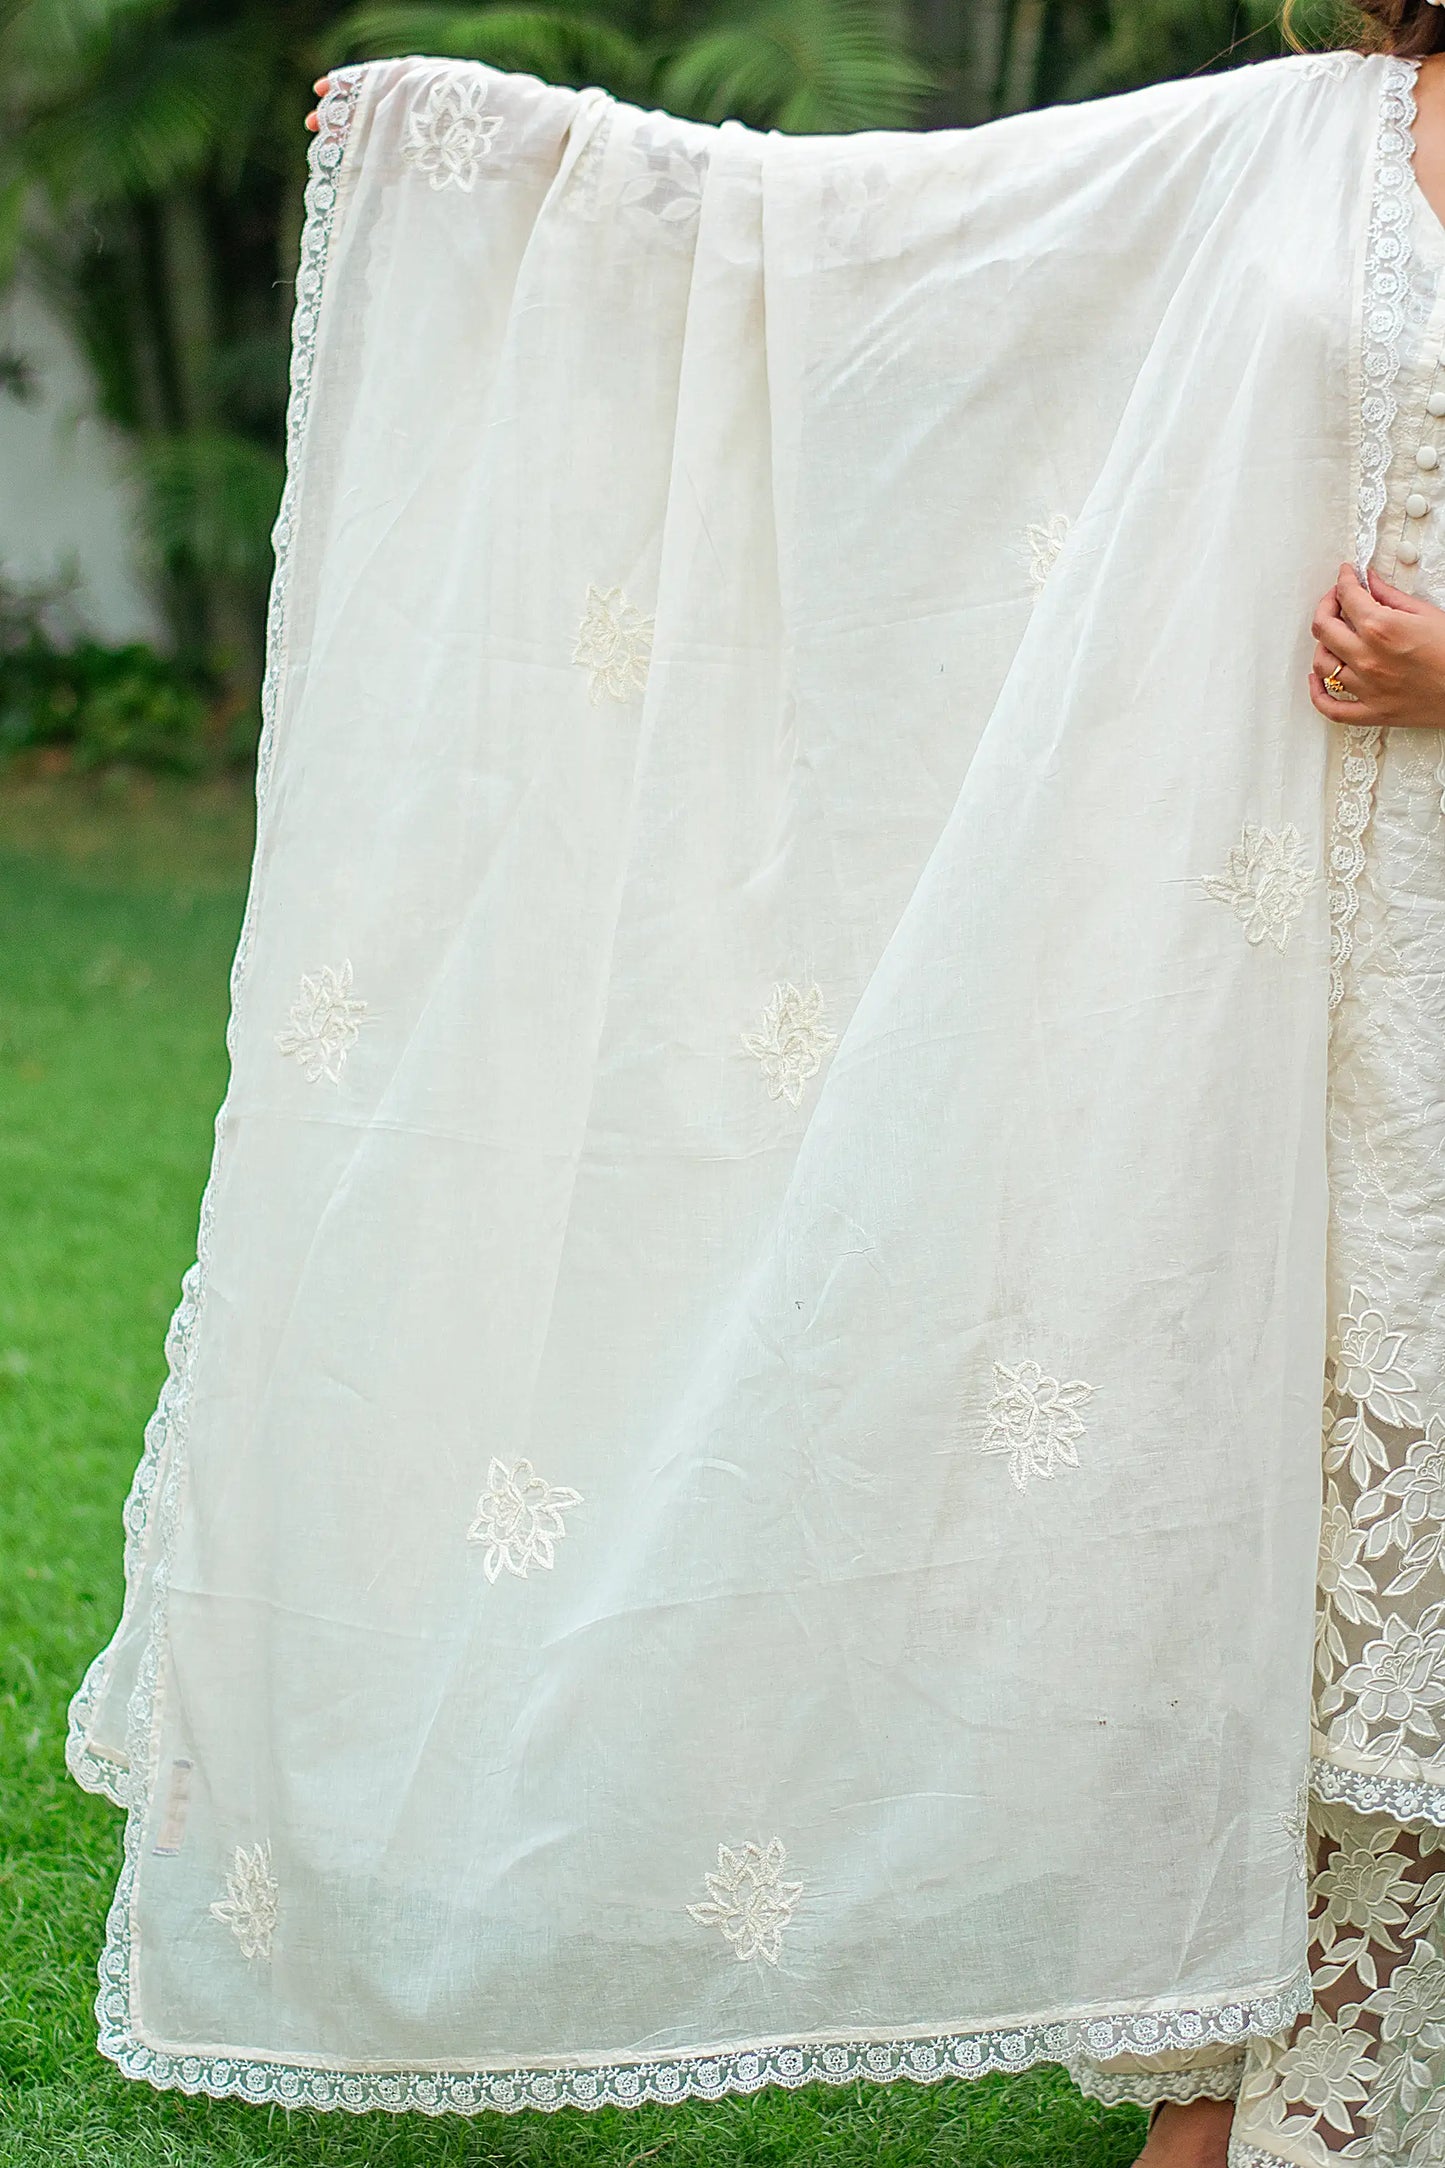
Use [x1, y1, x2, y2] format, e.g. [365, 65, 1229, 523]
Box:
[0, 0, 1361, 779]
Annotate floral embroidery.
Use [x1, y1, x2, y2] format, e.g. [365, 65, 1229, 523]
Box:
[1227, 1795, 1445, 2165]
[573, 584, 654, 704]
[1023, 513, 1070, 594]
[401, 76, 503, 191]
[618, 137, 707, 227]
[275, 960, 369, 1083]
[1201, 823, 1314, 950]
[687, 1838, 803, 1965]
[981, 1359, 1094, 1491]
[467, 1457, 582, 1581]
[1362, 1420, 1445, 1598]
[1267, 2007, 1377, 2131]
[1333, 1291, 1420, 1429]
[209, 1841, 279, 1960]
[1329, 1607, 1445, 1758]
[1282, 1778, 1311, 1881]
[741, 982, 836, 1106]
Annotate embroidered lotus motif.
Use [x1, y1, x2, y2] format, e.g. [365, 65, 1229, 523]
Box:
[573, 584, 654, 704]
[687, 1838, 803, 1965]
[741, 981, 836, 1106]
[982, 1359, 1094, 1491]
[1201, 823, 1314, 950]
[401, 76, 504, 191]
[1334, 1292, 1421, 1427]
[275, 960, 369, 1083]
[467, 1457, 582, 1581]
[209, 1841, 279, 1961]
[1269, 2008, 1376, 2124]
[1024, 513, 1071, 594]
[1335, 1607, 1445, 1744]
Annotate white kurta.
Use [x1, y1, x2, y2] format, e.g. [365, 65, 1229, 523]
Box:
[64, 46, 1439, 2115]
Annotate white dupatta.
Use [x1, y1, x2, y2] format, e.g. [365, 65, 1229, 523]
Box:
[67, 46, 1418, 2113]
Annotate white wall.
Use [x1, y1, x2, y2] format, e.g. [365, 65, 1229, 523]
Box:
[0, 280, 165, 644]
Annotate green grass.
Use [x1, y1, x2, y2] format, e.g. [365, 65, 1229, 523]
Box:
[0, 770, 1147, 2167]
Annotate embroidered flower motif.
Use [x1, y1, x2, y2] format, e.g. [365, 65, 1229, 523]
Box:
[687, 1838, 803, 1965]
[573, 584, 654, 704]
[1280, 1778, 1310, 1882]
[1364, 1421, 1445, 1598]
[401, 76, 503, 191]
[1335, 1607, 1445, 1745]
[1378, 1942, 1445, 2056]
[467, 1457, 582, 1582]
[1313, 1820, 1417, 1943]
[275, 960, 369, 1083]
[1299, 54, 1354, 82]
[618, 140, 707, 226]
[1024, 513, 1071, 595]
[1269, 2009, 1377, 2132]
[1201, 823, 1314, 950]
[1334, 1292, 1421, 1428]
[981, 1359, 1095, 1491]
[741, 981, 836, 1106]
[1318, 1486, 1382, 1626]
[209, 1841, 279, 1961]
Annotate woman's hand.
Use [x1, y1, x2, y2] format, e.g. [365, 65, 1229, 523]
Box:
[1310, 563, 1445, 728]
[304, 77, 330, 132]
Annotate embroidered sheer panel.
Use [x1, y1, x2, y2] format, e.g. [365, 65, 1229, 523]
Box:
[61, 48, 1426, 2121]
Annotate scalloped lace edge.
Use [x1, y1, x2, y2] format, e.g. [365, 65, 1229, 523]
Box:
[1067, 2056, 1244, 2109]
[1310, 1753, 1445, 1831]
[1328, 54, 1419, 1014]
[93, 1983, 1310, 2117]
[62, 73, 368, 1811]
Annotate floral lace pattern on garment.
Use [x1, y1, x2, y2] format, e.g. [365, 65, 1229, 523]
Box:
[467, 1458, 582, 1581]
[209, 1842, 279, 1961]
[981, 1360, 1094, 1491]
[1315, 1297, 1445, 1807]
[275, 961, 369, 1082]
[1228, 1802, 1445, 2167]
[1203, 825, 1314, 950]
[741, 982, 836, 1105]
[402, 75, 504, 191]
[573, 584, 654, 703]
[687, 1840, 804, 1965]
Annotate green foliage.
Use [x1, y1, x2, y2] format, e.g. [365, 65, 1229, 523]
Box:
[0, 574, 213, 771]
[658, 0, 933, 128]
[332, 4, 654, 94]
[0, 639, 211, 771]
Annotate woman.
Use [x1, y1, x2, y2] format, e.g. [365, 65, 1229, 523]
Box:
[67, 11, 1443, 2167]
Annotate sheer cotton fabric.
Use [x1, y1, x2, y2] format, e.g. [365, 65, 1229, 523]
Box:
[67, 48, 1411, 2110]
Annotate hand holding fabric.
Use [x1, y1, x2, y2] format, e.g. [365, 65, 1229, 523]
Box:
[1311, 563, 1445, 727]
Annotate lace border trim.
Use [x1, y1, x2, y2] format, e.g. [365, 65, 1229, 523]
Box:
[61, 72, 368, 1812]
[1068, 2057, 1245, 2110]
[1329, 54, 1417, 1014]
[1228, 2145, 1296, 2168]
[1310, 1754, 1445, 1831]
[93, 1980, 1310, 2117]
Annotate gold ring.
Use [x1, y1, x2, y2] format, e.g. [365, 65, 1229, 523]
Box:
[1323, 667, 1349, 698]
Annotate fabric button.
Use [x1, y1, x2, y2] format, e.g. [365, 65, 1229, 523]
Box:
[1398, 537, 1420, 564]
[1429, 388, 1445, 416]
[1417, 445, 1440, 469]
[1407, 492, 1431, 517]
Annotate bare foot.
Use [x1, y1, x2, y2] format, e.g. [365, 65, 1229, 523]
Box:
[1134, 2098, 1234, 2168]
[304, 76, 330, 132]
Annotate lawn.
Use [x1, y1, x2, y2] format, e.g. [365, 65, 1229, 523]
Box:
[0, 769, 1147, 2167]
